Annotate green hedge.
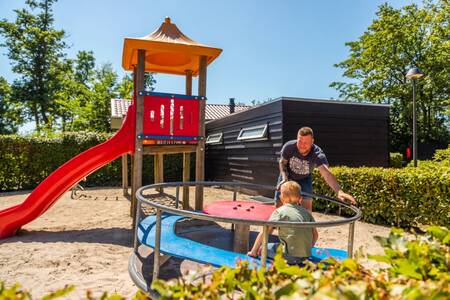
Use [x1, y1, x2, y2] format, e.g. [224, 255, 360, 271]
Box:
[313, 147, 450, 227]
[0, 133, 193, 191]
[389, 152, 403, 168]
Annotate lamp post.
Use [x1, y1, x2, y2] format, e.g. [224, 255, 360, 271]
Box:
[405, 67, 424, 167]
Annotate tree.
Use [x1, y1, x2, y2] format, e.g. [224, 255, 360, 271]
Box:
[0, 77, 22, 134]
[330, 0, 449, 153]
[0, 0, 67, 132]
[117, 74, 133, 99]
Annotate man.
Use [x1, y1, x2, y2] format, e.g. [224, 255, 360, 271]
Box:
[275, 127, 356, 211]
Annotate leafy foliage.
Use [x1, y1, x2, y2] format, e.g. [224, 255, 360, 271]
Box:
[0, 77, 21, 134]
[389, 152, 403, 168]
[0, 1, 156, 134]
[0, 133, 193, 191]
[331, 0, 450, 153]
[0, 0, 68, 132]
[151, 227, 449, 299]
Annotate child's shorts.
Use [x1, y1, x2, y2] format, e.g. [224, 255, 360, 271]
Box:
[267, 242, 306, 265]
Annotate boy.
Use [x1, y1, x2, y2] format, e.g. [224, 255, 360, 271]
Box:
[248, 181, 318, 264]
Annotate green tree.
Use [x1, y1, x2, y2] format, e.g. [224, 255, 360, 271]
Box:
[0, 77, 22, 134]
[74, 50, 95, 86]
[0, 0, 68, 132]
[331, 0, 450, 153]
[117, 74, 133, 99]
[87, 63, 118, 132]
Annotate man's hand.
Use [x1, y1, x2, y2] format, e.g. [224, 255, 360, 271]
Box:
[337, 190, 356, 205]
[276, 178, 287, 191]
[247, 250, 258, 257]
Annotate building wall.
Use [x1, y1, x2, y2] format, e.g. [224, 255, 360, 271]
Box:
[282, 98, 390, 167]
[205, 101, 283, 190]
[205, 98, 390, 195]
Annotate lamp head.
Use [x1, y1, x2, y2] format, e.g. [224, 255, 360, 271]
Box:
[406, 67, 424, 80]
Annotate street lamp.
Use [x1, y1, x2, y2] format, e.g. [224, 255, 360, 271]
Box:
[405, 67, 424, 167]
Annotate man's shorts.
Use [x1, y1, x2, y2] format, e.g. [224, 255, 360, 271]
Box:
[274, 175, 313, 206]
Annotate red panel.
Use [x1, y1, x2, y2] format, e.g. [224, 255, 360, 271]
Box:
[143, 95, 200, 139]
[173, 99, 199, 137]
[143, 95, 171, 135]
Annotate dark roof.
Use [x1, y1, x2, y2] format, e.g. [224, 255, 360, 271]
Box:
[110, 99, 251, 121]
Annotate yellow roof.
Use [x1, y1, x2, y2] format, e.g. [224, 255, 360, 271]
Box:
[122, 17, 222, 76]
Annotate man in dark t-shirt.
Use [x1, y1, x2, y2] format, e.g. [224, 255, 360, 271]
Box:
[275, 127, 356, 212]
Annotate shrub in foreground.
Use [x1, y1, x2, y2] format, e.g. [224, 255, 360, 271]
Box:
[2, 227, 448, 299]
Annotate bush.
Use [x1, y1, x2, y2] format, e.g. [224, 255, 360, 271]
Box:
[151, 226, 449, 299]
[312, 162, 449, 227]
[2, 227, 448, 299]
[0, 133, 194, 191]
[389, 152, 403, 168]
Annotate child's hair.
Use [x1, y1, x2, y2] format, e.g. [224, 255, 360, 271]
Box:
[280, 181, 302, 203]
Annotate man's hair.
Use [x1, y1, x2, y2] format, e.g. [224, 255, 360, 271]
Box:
[297, 127, 314, 138]
[280, 181, 302, 203]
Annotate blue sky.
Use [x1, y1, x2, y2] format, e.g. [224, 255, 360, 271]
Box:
[1, 0, 417, 105]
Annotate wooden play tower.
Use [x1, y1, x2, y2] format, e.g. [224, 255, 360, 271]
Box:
[122, 17, 222, 216]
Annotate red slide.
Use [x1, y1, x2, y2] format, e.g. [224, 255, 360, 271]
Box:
[0, 105, 136, 239]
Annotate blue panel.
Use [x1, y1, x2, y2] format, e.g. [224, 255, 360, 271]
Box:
[138, 134, 201, 141]
[137, 213, 347, 268]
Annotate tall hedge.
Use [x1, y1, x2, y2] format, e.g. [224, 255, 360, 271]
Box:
[0, 133, 192, 191]
[313, 148, 449, 227]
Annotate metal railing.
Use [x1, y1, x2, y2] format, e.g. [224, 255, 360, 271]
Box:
[131, 181, 362, 291]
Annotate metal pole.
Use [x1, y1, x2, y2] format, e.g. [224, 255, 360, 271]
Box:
[261, 225, 269, 268]
[133, 196, 142, 250]
[412, 79, 417, 167]
[348, 222, 355, 258]
[175, 186, 180, 209]
[152, 209, 162, 281]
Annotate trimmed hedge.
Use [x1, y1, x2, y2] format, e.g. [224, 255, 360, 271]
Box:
[389, 152, 403, 168]
[0, 133, 193, 191]
[313, 147, 450, 227]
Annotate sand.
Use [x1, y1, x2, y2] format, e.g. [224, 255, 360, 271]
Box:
[0, 186, 393, 298]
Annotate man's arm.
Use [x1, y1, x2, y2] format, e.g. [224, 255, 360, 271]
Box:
[277, 158, 289, 190]
[318, 164, 356, 204]
[247, 227, 274, 257]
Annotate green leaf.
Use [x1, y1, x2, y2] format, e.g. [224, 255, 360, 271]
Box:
[397, 259, 423, 280]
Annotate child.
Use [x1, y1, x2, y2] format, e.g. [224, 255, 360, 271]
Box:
[247, 181, 318, 264]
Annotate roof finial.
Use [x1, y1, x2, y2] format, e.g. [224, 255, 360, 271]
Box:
[165, 16, 171, 24]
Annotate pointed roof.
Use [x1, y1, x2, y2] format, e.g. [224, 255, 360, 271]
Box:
[122, 17, 222, 76]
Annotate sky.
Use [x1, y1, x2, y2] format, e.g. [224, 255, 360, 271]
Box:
[0, 0, 418, 106]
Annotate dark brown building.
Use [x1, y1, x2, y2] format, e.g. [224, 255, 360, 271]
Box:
[205, 97, 390, 191]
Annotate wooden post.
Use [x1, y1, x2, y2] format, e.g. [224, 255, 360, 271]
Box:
[121, 154, 128, 196]
[182, 153, 190, 209]
[195, 56, 207, 210]
[154, 154, 164, 192]
[183, 70, 193, 209]
[131, 50, 145, 221]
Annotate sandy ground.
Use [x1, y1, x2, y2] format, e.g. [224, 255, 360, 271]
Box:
[0, 186, 393, 298]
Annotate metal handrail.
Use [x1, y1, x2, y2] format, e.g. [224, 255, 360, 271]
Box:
[130, 181, 362, 292]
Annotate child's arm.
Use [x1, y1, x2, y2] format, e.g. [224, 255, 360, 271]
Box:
[312, 227, 318, 247]
[247, 226, 274, 257]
